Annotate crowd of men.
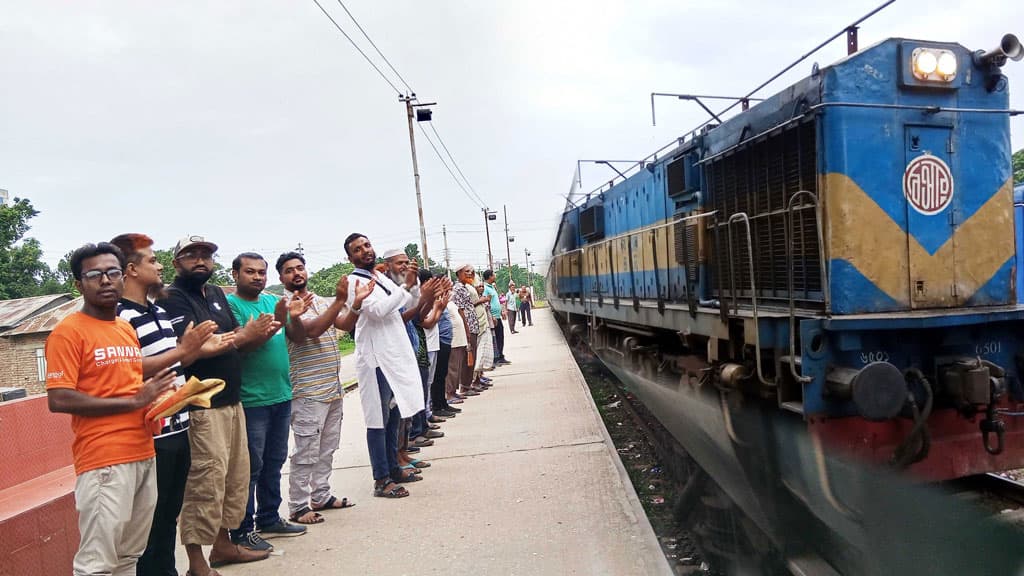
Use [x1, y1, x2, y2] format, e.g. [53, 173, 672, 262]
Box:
[44, 232, 536, 576]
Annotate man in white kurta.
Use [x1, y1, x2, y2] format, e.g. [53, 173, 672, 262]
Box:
[343, 233, 427, 497]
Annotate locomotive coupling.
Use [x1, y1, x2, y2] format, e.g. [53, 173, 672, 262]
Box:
[939, 358, 1006, 410]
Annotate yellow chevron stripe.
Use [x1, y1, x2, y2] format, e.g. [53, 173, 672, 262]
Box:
[824, 173, 1014, 306]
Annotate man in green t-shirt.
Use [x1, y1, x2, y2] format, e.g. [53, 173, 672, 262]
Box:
[227, 252, 309, 550]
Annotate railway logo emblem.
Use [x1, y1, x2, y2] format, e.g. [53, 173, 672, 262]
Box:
[903, 154, 954, 216]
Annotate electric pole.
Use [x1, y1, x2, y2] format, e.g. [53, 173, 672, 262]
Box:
[483, 208, 495, 271]
[503, 205, 512, 273]
[442, 224, 451, 279]
[400, 93, 434, 266]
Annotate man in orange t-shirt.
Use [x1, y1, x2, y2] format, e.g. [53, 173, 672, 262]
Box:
[46, 242, 174, 576]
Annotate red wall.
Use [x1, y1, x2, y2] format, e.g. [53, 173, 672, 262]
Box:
[0, 395, 78, 576]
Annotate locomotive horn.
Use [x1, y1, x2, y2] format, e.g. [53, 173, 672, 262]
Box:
[974, 33, 1023, 67]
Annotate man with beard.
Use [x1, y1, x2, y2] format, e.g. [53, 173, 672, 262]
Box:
[227, 253, 309, 548]
[46, 242, 176, 576]
[382, 248, 445, 449]
[111, 233, 233, 576]
[276, 252, 367, 524]
[157, 237, 282, 575]
[344, 233, 439, 497]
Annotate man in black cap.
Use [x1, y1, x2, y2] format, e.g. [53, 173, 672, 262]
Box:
[157, 236, 281, 575]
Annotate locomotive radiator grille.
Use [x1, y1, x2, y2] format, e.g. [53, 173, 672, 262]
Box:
[708, 120, 823, 305]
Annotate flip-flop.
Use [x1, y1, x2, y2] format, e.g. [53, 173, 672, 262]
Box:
[401, 464, 423, 475]
[289, 508, 325, 525]
[311, 495, 355, 511]
[410, 459, 431, 468]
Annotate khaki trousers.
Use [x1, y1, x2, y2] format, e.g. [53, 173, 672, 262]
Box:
[180, 403, 249, 545]
[445, 346, 466, 398]
[73, 458, 157, 576]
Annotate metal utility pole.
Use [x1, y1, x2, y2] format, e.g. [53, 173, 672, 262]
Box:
[483, 208, 495, 271]
[400, 94, 433, 265]
[442, 224, 451, 279]
[503, 205, 512, 273]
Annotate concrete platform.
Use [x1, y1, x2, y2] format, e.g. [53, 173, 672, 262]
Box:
[183, 309, 671, 576]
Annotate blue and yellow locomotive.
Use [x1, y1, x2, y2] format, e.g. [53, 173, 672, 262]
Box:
[549, 32, 1023, 570]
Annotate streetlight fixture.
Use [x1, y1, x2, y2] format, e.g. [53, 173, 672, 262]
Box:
[483, 208, 497, 271]
[400, 93, 436, 265]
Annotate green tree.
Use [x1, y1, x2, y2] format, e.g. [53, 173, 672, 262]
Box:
[52, 250, 79, 296]
[494, 264, 546, 300]
[1014, 148, 1023, 185]
[308, 262, 355, 297]
[0, 197, 62, 299]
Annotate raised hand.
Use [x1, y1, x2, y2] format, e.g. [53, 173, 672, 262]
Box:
[178, 320, 217, 358]
[200, 331, 235, 356]
[405, 260, 420, 287]
[286, 295, 308, 318]
[136, 367, 176, 409]
[336, 275, 350, 302]
[353, 278, 376, 308]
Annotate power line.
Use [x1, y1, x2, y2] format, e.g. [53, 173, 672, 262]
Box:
[417, 123, 486, 210]
[334, 0, 413, 94]
[427, 123, 486, 208]
[310, 0, 402, 95]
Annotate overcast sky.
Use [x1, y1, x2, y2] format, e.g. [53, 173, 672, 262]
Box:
[2, 0, 1022, 277]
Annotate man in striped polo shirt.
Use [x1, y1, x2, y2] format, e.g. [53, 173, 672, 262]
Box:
[276, 252, 364, 524]
[111, 233, 233, 576]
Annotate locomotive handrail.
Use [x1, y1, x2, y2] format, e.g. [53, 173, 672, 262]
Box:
[726, 212, 774, 387]
[698, 102, 1023, 167]
[785, 191, 828, 384]
[808, 101, 1022, 115]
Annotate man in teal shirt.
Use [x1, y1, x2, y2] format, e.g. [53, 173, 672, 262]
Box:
[482, 270, 509, 366]
[227, 252, 309, 551]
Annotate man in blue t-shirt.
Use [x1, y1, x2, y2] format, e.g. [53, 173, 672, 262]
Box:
[227, 253, 309, 550]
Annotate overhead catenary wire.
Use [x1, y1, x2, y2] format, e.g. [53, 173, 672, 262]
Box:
[310, 0, 403, 95]
[311, 0, 492, 213]
[417, 123, 486, 210]
[427, 123, 487, 208]
[334, 0, 414, 94]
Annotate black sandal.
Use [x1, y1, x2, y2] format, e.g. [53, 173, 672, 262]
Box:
[373, 479, 409, 498]
[390, 468, 423, 483]
[311, 495, 355, 511]
[289, 507, 325, 524]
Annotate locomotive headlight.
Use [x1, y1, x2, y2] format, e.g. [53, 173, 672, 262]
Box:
[914, 50, 938, 76]
[937, 51, 958, 77]
[911, 47, 958, 82]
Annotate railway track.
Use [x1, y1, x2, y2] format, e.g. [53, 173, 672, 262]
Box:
[946, 473, 1024, 526]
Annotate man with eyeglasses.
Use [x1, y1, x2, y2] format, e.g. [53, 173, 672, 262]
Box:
[157, 236, 281, 574]
[46, 242, 177, 576]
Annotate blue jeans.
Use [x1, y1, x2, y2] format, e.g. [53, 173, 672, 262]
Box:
[366, 369, 400, 481]
[232, 400, 290, 535]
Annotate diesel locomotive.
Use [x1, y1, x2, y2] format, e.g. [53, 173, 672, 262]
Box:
[549, 31, 1024, 573]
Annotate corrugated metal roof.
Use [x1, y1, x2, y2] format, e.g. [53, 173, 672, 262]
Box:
[0, 294, 74, 330]
[1, 297, 82, 337]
